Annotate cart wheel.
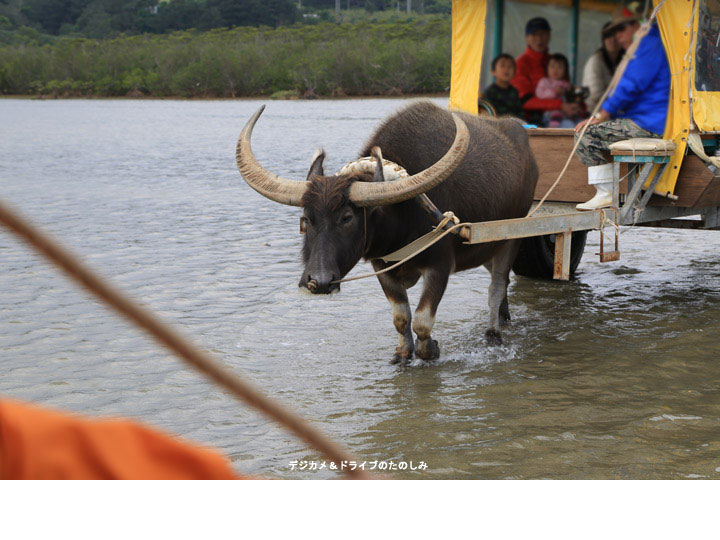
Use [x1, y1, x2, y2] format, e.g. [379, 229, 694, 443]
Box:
[477, 98, 496, 116]
[511, 231, 587, 279]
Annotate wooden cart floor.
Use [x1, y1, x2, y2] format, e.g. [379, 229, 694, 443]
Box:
[529, 128, 720, 208]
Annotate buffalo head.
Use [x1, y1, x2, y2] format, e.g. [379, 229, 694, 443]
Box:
[235, 106, 469, 295]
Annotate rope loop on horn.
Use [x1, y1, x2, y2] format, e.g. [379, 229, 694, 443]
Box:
[337, 156, 409, 181]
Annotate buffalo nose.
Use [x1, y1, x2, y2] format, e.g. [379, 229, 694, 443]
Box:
[306, 274, 336, 294]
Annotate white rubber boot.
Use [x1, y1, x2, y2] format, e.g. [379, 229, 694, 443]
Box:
[576, 163, 615, 211]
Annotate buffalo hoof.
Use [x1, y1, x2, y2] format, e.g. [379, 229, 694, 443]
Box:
[415, 338, 440, 361]
[485, 329, 503, 346]
[390, 350, 413, 366]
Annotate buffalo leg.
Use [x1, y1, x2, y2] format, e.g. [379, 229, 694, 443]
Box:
[413, 267, 449, 360]
[484, 261, 510, 324]
[485, 240, 519, 345]
[375, 270, 414, 365]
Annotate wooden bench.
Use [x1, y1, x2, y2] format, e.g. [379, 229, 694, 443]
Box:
[609, 138, 676, 224]
[528, 130, 720, 208]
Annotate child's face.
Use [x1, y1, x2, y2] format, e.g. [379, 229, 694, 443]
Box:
[547, 59, 566, 81]
[492, 58, 515, 84]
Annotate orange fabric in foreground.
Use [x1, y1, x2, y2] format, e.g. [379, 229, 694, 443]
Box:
[0, 399, 241, 480]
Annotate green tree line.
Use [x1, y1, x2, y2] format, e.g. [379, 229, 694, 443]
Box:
[0, 0, 451, 41]
[0, 18, 451, 97]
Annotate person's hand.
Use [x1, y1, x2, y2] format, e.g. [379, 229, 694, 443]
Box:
[573, 109, 610, 133]
[574, 117, 593, 133]
[561, 102, 582, 118]
[555, 86, 565, 97]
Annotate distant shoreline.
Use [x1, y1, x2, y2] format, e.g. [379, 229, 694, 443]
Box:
[0, 93, 450, 101]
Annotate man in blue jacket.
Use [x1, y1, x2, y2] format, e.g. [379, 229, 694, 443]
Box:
[573, 7, 671, 210]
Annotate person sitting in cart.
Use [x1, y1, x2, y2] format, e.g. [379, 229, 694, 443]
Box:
[573, 6, 670, 211]
[482, 53, 523, 118]
[582, 21, 625, 112]
[511, 17, 581, 125]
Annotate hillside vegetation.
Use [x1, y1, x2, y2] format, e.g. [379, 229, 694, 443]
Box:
[0, 18, 451, 97]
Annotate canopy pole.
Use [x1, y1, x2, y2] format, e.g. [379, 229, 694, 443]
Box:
[492, 0, 504, 63]
[570, 0, 580, 83]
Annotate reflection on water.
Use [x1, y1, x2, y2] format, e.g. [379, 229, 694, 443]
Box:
[1, 99, 719, 479]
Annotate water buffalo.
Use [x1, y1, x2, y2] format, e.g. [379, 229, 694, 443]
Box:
[236, 101, 538, 364]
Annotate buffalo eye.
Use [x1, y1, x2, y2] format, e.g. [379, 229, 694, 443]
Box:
[339, 211, 354, 227]
[300, 216, 311, 234]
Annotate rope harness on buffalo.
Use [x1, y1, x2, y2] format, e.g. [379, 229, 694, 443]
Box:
[333, 214, 471, 285]
[326, 150, 472, 286]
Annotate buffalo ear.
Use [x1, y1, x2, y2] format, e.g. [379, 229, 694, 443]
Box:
[306, 148, 325, 180]
[370, 146, 385, 183]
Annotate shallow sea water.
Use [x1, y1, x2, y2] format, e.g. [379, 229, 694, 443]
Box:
[1, 98, 719, 479]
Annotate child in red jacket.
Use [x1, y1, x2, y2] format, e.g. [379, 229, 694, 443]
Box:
[512, 17, 581, 124]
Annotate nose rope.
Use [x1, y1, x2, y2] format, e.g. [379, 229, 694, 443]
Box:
[332, 211, 470, 285]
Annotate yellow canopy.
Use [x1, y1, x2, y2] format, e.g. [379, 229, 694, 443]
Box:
[652, 0, 691, 196]
[449, 0, 486, 114]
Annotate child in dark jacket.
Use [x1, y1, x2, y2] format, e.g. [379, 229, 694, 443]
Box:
[482, 54, 523, 118]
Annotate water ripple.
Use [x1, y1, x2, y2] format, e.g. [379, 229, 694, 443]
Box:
[1, 98, 720, 479]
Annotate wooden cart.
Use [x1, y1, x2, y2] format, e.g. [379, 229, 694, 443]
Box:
[449, 0, 720, 279]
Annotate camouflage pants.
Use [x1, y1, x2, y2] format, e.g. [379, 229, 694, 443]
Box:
[574, 118, 661, 166]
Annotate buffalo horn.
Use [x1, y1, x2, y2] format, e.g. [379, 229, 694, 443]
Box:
[348, 113, 470, 207]
[236, 105, 308, 207]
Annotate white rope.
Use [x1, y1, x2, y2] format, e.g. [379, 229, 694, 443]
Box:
[687, 133, 720, 167]
[334, 216, 470, 284]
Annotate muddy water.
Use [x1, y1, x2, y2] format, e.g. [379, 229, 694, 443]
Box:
[1, 98, 719, 479]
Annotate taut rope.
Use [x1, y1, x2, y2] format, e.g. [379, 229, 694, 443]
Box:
[334, 213, 470, 284]
[0, 198, 370, 479]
